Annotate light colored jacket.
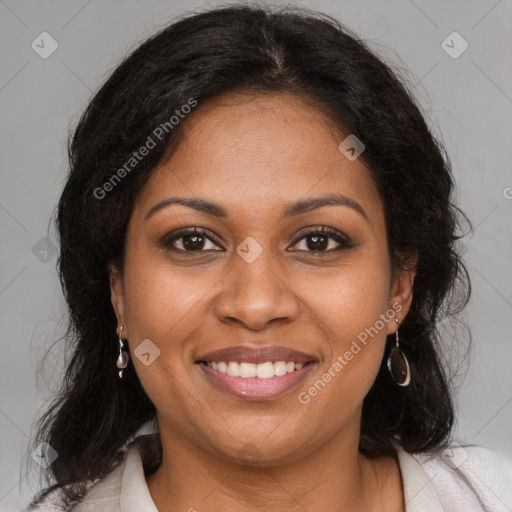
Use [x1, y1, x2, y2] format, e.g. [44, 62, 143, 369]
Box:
[28, 419, 512, 511]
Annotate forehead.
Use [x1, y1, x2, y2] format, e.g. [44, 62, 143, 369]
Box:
[134, 92, 383, 226]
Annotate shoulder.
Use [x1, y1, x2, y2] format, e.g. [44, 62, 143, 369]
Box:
[402, 442, 512, 512]
[27, 420, 160, 512]
[26, 459, 125, 512]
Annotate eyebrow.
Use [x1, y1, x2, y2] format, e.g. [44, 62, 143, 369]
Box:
[145, 193, 368, 222]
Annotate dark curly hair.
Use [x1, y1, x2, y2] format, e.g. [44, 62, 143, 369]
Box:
[27, 3, 471, 509]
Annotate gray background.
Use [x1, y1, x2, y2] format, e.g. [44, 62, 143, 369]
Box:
[1, 0, 511, 510]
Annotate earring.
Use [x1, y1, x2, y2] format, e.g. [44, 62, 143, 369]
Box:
[387, 318, 411, 387]
[116, 326, 129, 379]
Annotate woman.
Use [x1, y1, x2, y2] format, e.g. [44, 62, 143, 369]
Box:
[27, 4, 512, 511]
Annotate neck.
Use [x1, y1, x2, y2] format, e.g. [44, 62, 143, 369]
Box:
[146, 421, 403, 512]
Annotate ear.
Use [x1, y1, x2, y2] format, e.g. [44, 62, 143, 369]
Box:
[108, 262, 126, 338]
[387, 252, 417, 335]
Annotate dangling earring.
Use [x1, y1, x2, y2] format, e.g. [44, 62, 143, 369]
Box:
[387, 318, 411, 387]
[116, 326, 129, 379]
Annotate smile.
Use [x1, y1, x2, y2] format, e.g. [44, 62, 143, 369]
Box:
[196, 345, 317, 400]
[206, 360, 304, 378]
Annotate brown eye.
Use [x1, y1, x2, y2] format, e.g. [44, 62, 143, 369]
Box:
[304, 233, 330, 251]
[291, 227, 353, 253]
[181, 233, 208, 251]
[162, 228, 223, 252]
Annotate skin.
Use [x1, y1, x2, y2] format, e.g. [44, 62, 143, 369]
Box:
[109, 91, 415, 512]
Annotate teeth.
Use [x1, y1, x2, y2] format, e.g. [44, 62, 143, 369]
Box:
[206, 360, 306, 378]
[274, 361, 287, 376]
[239, 362, 256, 378]
[227, 362, 240, 377]
[256, 362, 274, 379]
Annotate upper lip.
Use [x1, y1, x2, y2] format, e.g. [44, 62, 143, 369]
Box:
[196, 345, 317, 365]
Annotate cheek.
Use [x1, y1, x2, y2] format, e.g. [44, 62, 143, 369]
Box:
[121, 254, 205, 408]
[304, 254, 391, 403]
[308, 254, 391, 345]
[122, 252, 209, 345]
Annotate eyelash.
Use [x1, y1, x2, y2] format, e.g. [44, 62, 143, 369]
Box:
[161, 226, 354, 255]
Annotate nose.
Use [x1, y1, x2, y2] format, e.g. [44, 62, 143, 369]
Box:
[214, 251, 300, 331]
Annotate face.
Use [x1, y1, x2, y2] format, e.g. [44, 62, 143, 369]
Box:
[110, 92, 414, 465]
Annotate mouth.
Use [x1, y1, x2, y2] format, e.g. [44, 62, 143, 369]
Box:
[196, 345, 318, 400]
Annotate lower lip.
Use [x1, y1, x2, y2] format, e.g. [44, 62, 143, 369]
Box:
[198, 362, 316, 400]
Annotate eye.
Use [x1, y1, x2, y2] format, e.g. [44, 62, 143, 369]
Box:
[161, 227, 223, 252]
[161, 225, 354, 254]
[290, 226, 353, 253]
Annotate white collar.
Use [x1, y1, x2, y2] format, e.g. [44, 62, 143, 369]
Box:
[395, 446, 444, 511]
